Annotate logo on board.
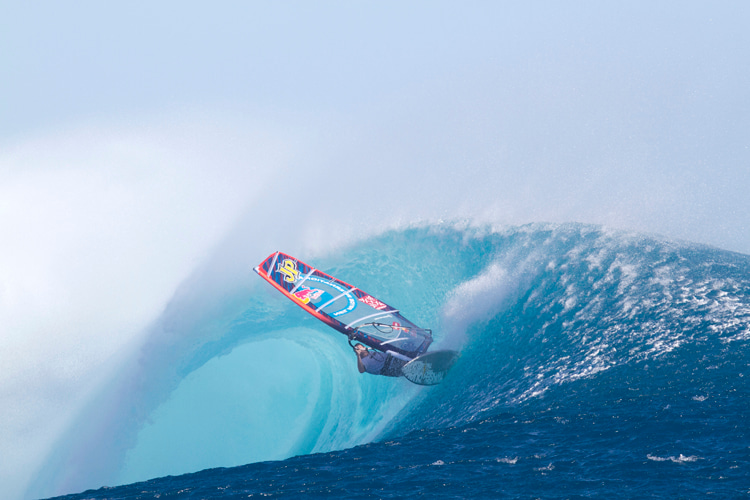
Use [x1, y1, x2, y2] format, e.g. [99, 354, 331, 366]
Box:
[277, 259, 301, 283]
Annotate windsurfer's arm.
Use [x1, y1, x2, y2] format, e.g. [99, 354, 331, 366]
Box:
[356, 350, 366, 373]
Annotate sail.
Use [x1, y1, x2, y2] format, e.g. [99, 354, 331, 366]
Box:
[254, 251, 432, 358]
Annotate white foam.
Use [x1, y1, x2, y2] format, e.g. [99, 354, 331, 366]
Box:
[647, 454, 702, 463]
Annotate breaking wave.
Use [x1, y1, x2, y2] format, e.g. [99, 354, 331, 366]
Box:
[30, 223, 750, 498]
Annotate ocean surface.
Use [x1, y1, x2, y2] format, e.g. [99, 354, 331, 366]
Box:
[35, 224, 750, 499]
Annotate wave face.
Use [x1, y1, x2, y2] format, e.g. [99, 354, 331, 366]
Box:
[34, 224, 750, 498]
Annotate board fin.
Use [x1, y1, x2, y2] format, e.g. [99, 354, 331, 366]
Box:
[401, 350, 459, 385]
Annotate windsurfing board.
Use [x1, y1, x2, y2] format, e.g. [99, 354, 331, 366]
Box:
[401, 350, 459, 386]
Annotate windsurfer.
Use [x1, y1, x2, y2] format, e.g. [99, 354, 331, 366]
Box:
[353, 343, 411, 377]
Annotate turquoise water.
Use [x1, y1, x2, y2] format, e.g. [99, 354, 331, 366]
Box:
[35, 224, 750, 498]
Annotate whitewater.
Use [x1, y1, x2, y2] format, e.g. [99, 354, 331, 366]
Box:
[28, 222, 750, 498]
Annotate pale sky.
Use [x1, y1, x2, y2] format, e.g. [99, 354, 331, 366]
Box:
[3, 1, 749, 249]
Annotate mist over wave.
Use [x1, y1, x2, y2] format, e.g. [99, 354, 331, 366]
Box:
[29, 222, 750, 498]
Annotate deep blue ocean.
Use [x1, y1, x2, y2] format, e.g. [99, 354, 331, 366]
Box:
[35, 224, 750, 499]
